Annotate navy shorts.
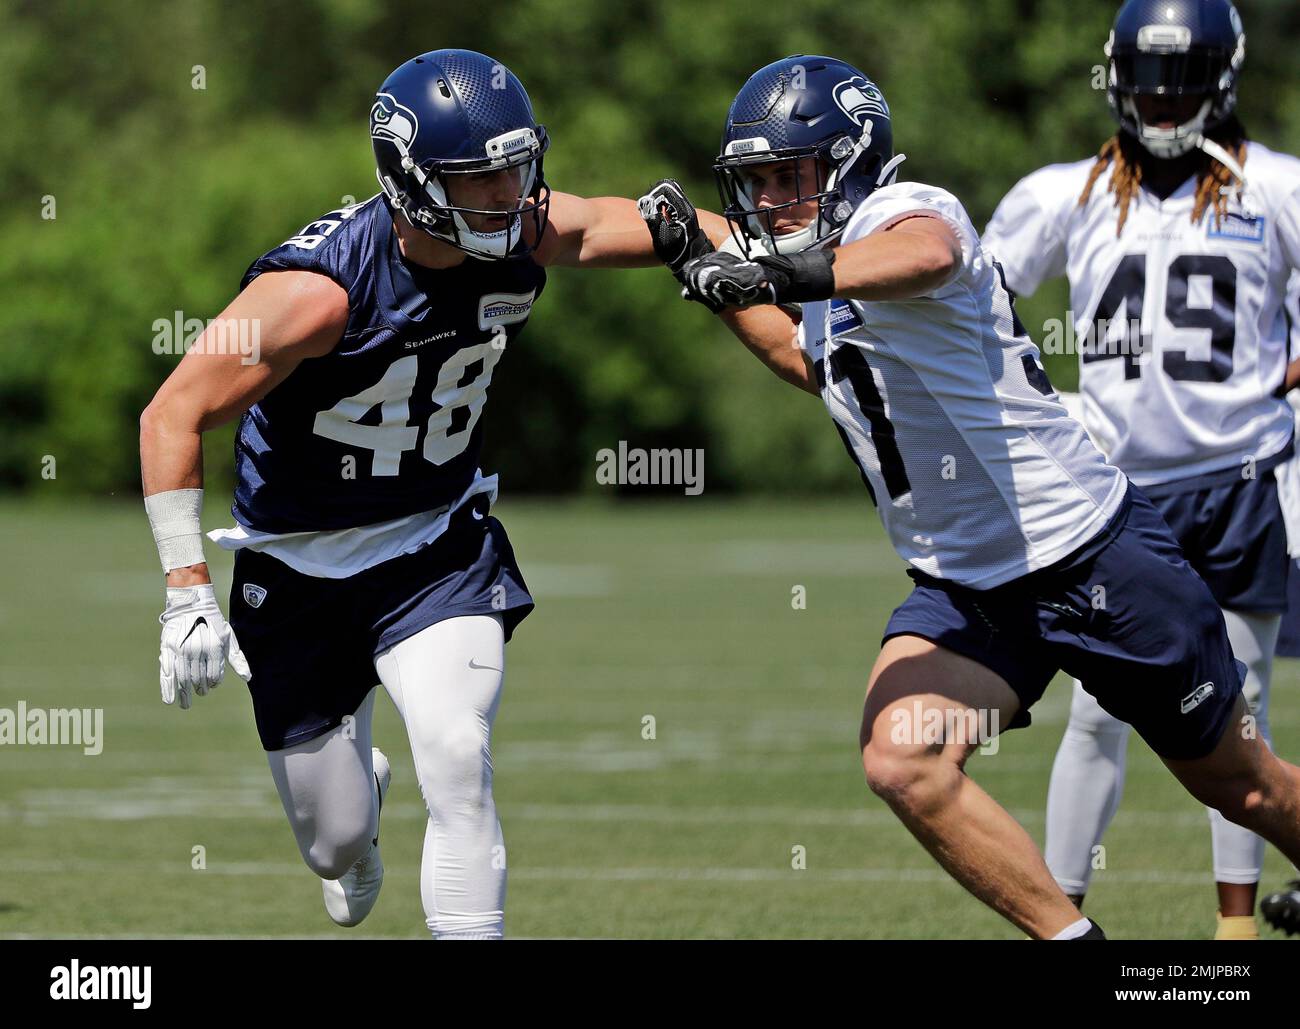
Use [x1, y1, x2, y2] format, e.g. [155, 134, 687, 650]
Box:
[1143, 463, 1289, 614]
[883, 485, 1244, 760]
[1278, 559, 1300, 657]
[229, 497, 533, 751]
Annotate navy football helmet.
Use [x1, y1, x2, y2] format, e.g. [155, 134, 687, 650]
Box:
[371, 49, 550, 259]
[1106, 0, 1246, 160]
[714, 55, 904, 257]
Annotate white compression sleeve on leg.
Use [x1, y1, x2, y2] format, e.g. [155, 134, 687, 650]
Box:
[1208, 608, 1279, 885]
[376, 614, 507, 940]
[266, 691, 379, 879]
[144, 488, 206, 572]
[1045, 679, 1130, 895]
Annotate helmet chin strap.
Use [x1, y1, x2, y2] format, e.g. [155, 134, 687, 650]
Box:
[766, 219, 819, 256]
[449, 210, 520, 258]
[736, 176, 820, 256]
[1126, 95, 1212, 159]
[1126, 94, 1249, 200]
[1192, 133, 1248, 191]
[876, 153, 907, 187]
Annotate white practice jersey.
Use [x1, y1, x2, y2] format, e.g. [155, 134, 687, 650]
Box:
[1273, 274, 1300, 556]
[801, 181, 1128, 589]
[983, 143, 1300, 487]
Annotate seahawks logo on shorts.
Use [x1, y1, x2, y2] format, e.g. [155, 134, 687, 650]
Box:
[1180, 681, 1215, 714]
[243, 583, 268, 609]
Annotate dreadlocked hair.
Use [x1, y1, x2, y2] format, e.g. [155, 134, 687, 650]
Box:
[1078, 116, 1248, 235]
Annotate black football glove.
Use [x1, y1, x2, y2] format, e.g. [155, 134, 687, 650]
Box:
[680, 250, 837, 313]
[679, 252, 773, 312]
[638, 178, 715, 281]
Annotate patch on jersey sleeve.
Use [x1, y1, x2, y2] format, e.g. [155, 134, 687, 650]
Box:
[829, 298, 865, 337]
[477, 291, 536, 330]
[1207, 211, 1266, 245]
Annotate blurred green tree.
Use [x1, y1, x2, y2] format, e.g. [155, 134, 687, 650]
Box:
[3, 0, 1299, 497]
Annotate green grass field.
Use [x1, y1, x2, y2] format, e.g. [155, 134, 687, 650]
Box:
[1, 497, 1297, 939]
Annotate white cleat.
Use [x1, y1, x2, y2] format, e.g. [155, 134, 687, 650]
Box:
[322, 748, 391, 927]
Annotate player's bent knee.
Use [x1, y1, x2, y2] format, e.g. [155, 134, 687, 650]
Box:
[861, 739, 954, 813]
[861, 745, 914, 801]
[420, 721, 494, 811]
[441, 721, 491, 772]
[1177, 762, 1276, 825]
[1206, 784, 1271, 830]
[303, 828, 373, 880]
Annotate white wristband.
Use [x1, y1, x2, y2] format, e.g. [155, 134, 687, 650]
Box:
[144, 488, 206, 572]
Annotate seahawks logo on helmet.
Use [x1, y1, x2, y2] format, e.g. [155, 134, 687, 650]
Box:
[832, 76, 889, 127]
[370, 93, 419, 149]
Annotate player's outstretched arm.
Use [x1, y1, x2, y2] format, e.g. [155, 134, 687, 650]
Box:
[829, 215, 962, 301]
[719, 305, 819, 396]
[679, 213, 962, 311]
[636, 177, 816, 395]
[139, 270, 347, 708]
[536, 189, 729, 269]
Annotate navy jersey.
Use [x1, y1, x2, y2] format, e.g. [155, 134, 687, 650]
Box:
[233, 195, 545, 533]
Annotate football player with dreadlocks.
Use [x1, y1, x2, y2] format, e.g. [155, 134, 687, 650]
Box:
[640, 52, 1300, 940]
[139, 49, 717, 938]
[1263, 277, 1300, 935]
[983, 0, 1300, 939]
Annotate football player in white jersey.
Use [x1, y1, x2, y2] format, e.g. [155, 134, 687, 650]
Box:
[1275, 276, 1300, 664]
[1264, 277, 1300, 934]
[983, 0, 1300, 939]
[640, 52, 1300, 939]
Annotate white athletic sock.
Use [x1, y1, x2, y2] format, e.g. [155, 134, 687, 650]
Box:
[1045, 680, 1130, 895]
[376, 614, 508, 940]
[1052, 916, 1094, 940]
[1208, 608, 1279, 886]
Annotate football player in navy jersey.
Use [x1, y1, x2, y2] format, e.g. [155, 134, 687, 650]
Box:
[139, 49, 727, 938]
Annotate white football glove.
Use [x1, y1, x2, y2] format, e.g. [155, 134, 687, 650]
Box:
[158, 584, 251, 709]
